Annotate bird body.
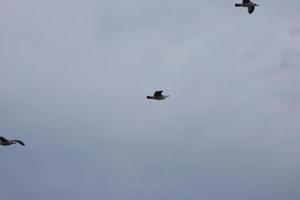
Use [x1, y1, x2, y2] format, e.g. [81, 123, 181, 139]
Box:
[235, 0, 259, 14]
[147, 90, 169, 100]
[0, 137, 25, 146]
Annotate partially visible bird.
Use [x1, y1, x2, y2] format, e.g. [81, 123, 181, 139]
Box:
[235, 0, 259, 14]
[0, 136, 25, 146]
[147, 90, 169, 100]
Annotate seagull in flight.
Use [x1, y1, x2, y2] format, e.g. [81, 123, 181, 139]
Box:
[0, 136, 25, 146]
[235, 0, 259, 14]
[147, 90, 169, 100]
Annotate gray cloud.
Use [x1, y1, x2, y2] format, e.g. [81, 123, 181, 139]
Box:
[1, 0, 300, 200]
[290, 28, 300, 37]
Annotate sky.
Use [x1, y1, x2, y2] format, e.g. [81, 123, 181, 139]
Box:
[1, 0, 300, 199]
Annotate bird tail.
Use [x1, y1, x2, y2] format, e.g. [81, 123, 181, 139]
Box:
[147, 96, 153, 99]
[235, 3, 242, 7]
[12, 140, 25, 146]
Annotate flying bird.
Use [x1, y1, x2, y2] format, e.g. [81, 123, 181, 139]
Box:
[235, 0, 259, 14]
[147, 90, 169, 100]
[0, 137, 25, 146]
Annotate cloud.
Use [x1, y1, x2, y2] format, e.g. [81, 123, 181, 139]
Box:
[1, 0, 300, 200]
[290, 28, 300, 37]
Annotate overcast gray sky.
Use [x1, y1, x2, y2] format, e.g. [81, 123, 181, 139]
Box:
[1, 0, 300, 199]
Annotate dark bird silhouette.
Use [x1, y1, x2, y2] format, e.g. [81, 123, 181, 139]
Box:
[0, 137, 25, 146]
[147, 90, 169, 100]
[235, 0, 259, 14]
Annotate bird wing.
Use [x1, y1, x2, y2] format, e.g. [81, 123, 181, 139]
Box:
[0, 137, 8, 143]
[248, 6, 255, 14]
[154, 90, 163, 97]
[12, 140, 25, 146]
[243, 0, 250, 3]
